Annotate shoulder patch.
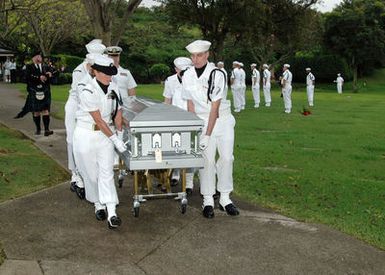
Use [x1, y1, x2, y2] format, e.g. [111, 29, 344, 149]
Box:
[83, 88, 93, 94]
[73, 69, 82, 73]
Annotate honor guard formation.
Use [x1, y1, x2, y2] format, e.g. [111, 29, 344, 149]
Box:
[47, 38, 345, 229]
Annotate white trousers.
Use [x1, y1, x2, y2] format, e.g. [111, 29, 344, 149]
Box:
[200, 115, 235, 200]
[171, 169, 194, 189]
[307, 85, 314, 106]
[64, 95, 78, 173]
[337, 83, 343, 94]
[263, 83, 271, 104]
[73, 127, 119, 205]
[241, 86, 246, 107]
[231, 86, 242, 110]
[282, 85, 292, 112]
[252, 84, 260, 105]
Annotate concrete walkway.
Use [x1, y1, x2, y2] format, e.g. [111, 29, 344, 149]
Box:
[0, 83, 384, 275]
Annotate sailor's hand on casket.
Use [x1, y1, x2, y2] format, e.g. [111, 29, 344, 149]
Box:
[199, 135, 210, 151]
[110, 134, 127, 153]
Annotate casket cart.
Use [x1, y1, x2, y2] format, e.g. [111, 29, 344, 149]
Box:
[120, 97, 204, 217]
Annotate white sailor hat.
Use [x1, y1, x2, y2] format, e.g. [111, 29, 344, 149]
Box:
[305, 67, 311, 71]
[232, 61, 239, 65]
[337, 73, 341, 76]
[185, 40, 211, 53]
[263, 64, 269, 68]
[85, 53, 101, 65]
[250, 63, 257, 67]
[106, 46, 123, 56]
[217, 61, 224, 66]
[91, 55, 117, 76]
[85, 39, 106, 54]
[283, 64, 290, 68]
[174, 57, 192, 70]
[239, 62, 244, 67]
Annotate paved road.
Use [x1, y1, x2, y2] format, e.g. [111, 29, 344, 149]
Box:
[0, 83, 384, 274]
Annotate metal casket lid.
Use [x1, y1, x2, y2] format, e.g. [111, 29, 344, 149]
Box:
[129, 103, 204, 128]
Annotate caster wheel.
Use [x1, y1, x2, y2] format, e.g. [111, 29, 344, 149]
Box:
[133, 207, 140, 217]
[180, 203, 187, 214]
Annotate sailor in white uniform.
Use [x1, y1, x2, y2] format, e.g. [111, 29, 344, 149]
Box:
[216, 61, 228, 100]
[73, 55, 126, 229]
[334, 73, 344, 94]
[239, 62, 246, 110]
[163, 57, 195, 194]
[105, 46, 137, 106]
[182, 40, 239, 219]
[262, 64, 272, 107]
[230, 61, 242, 112]
[281, 64, 293, 114]
[251, 63, 260, 108]
[306, 68, 315, 106]
[65, 39, 106, 199]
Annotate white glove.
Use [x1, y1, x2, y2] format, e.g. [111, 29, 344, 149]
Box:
[117, 130, 124, 141]
[110, 134, 127, 153]
[199, 135, 210, 151]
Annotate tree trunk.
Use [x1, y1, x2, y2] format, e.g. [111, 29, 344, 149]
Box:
[352, 56, 358, 92]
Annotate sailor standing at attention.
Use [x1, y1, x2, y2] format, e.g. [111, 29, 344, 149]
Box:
[163, 57, 195, 195]
[251, 63, 260, 108]
[182, 40, 240, 219]
[73, 55, 126, 229]
[216, 61, 228, 100]
[239, 62, 246, 110]
[65, 39, 106, 199]
[262, 64, 272, 107]
[230, 61, 242, 112]
[305, 67, 315, 106]
[281, 64, 293, 114]
[334, 73, 344, 94]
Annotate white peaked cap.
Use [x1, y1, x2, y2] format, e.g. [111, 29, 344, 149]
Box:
[283, 64, 290, 68]
[263, 64, 269, 68]
[85, 39, 106, 54]
[306, 67, 311, 71]
[251, 63, 257, 67]
[174, 57, 192, 70]
[93, 54, 114, 67]
[85, 53, 101, 65]
[185, 40, 211, 53]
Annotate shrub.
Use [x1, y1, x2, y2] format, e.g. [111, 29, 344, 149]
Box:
[53, 54, 84, 72]
[57, 72, 73, 85]
[149, 63, 171, 83]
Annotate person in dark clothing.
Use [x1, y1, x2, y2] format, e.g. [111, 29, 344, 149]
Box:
[14, 52, 54, 136]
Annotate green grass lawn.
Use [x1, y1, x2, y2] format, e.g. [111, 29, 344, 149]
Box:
[11, 69, 385, 249]
[0, 125, 68, 202]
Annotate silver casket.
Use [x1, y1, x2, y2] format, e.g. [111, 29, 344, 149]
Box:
[121, 97, 205, 171]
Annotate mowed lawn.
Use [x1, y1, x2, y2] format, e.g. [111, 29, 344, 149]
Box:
[13, 69, 385, 249]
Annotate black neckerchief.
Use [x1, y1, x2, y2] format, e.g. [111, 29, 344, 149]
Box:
[195, 63, 207, 78]
[177, 74, 182, 84]
[96, 79, 109, 94]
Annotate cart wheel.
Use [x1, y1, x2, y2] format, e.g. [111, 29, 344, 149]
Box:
[180, 203, 187, 214]
[118, 178, 124, 188]
[133, 207, 140, 217]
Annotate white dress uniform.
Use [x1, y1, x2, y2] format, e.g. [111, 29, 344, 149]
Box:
[64, 61, 89, 185]
[219, 67, 229, 100]
[73, 77, 121, 209]
[163, 73, 195, 189]
[306, 71, 315, 106]
[282, 69, 293, 113]
[336, 75, 344, 94]
[182, 62, 235, 207]
[113, 66, 137, 106]
[251, 68, 260, 107]
[239, 67, 246, 109]
[263, 68, 272, 106]
[230, 67, 242, 112]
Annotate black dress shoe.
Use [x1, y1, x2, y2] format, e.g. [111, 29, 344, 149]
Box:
[108, 216, 122, 229]
[95, 209, 106, 221]
[186, 188, 193, 196]
[44, 130, 54, 136]
[70, 181, 76, 192]
[219, 203, 240, 216]
[202, 205, 214, 219]
[75, 186, 85, 200]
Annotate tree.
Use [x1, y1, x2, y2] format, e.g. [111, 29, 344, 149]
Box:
[324, 0, 385, 91]
[81, 0, 142, 46]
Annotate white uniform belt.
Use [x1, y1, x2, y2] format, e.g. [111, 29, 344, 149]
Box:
[197, 105, 231, 119]
[77, 120, 114, 131]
